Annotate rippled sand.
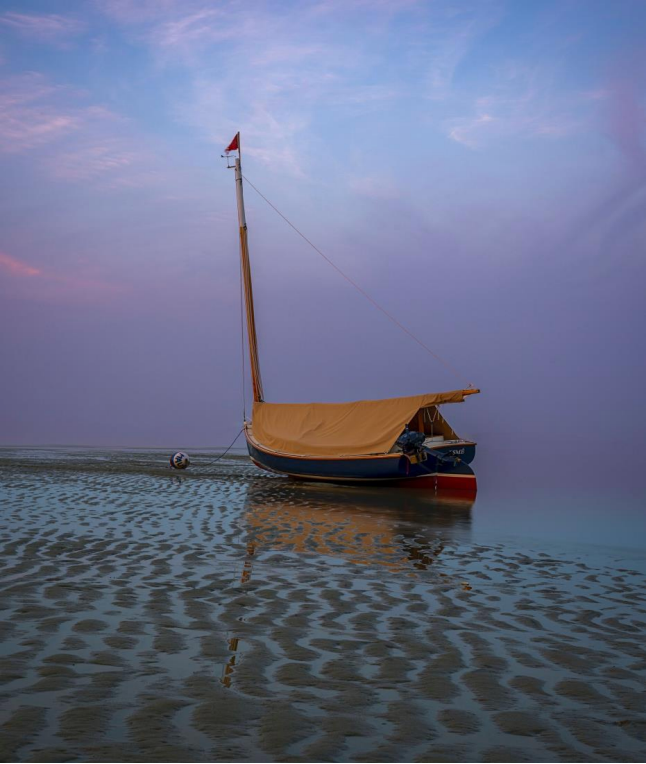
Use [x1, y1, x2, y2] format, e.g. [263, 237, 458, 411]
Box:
[1, 448, 645, 762]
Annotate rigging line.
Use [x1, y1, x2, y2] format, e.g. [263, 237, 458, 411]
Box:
[242, 174, 468, 384]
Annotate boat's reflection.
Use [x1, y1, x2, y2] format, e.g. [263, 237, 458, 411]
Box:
[220, 482, 474, 687]
[241, 478, 474, 572]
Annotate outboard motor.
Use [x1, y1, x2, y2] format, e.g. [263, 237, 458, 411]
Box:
[396, 429, 425, 454]
[397, 427, 461, 470]
[396, 428, 427, 463]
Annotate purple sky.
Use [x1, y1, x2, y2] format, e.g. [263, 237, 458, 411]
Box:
[1, 0, 645, 455]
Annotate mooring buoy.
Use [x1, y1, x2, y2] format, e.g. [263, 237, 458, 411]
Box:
[170, 452, 190, 469]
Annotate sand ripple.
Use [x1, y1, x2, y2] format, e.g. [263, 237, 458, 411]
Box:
[0, 448, 645, 761]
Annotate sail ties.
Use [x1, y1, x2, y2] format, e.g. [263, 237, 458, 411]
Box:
[239, 224, 264, 402]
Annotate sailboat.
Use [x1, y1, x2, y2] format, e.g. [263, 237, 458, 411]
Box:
[225, 133, 480, 492]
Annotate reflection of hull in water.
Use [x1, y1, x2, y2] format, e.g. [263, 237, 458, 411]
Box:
[242, 480, 474, 571]
[246, 428, 477, 492]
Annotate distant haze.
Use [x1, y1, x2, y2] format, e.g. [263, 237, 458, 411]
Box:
[1, 0, 645, 474]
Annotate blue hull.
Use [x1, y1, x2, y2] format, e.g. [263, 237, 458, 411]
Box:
[246, 433, 477, 491]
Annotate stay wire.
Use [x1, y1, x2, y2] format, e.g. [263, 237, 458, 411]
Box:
[242, 173, 468, 385]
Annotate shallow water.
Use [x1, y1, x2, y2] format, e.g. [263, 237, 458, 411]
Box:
[0, 448, 645, 762]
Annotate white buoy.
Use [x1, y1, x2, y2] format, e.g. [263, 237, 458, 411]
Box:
[170, 451, 190, 469]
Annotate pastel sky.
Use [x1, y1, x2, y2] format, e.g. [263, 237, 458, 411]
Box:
[1, 0, 645, 456]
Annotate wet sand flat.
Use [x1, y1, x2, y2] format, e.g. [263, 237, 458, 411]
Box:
[1, 448, 645, 762]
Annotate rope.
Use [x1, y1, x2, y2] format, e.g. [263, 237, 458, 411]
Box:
[242, 173, 468, 384]
[201, 428, 244, 467]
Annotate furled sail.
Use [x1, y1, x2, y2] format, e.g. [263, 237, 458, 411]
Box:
[251, 390, 477, 457]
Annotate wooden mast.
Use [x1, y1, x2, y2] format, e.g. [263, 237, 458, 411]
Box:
[232, 133, 264, 403]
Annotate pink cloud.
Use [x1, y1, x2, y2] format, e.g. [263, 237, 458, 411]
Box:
[0, 249, 130, 305]
[0, 12, 86, 44]
[0, 252, 41, 277]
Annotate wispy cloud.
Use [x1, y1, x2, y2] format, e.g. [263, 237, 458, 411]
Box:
[97, 0, 190, 26]
[45, 142, 136, 183]
[420, 3, 504, 101]
[561, 64, 646, 275]
[0, 251, 41, 277]
[0, 12, 86, 45]
[45, 137, 165, 189]
[445, 64, 590, 148]
[448, 112, 495, 148]
[148, 8, 231, 48]
[99, 0, 500, 177]
[0, 73, 81, 153]
[0, 72, 164, 188]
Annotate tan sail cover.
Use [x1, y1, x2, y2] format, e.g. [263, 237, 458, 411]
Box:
[251, 390, 472, 457]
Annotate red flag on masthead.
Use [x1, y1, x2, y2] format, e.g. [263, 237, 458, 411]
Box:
[225, 133, 239, 153]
